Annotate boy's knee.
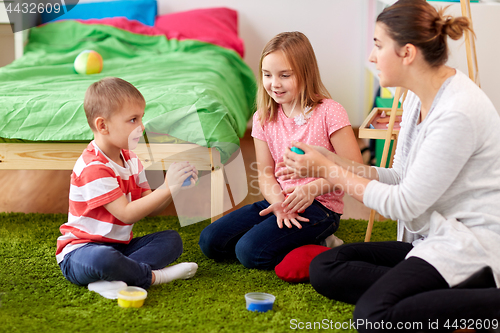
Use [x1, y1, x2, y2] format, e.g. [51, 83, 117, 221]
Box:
[158, 230, 183, 261]
[87, 246, 123, 272]
[159, 230, 183, 251]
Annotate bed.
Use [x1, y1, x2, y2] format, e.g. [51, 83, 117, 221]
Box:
[0, 3, 257, 223]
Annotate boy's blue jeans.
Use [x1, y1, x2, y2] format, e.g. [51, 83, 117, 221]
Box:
[199, 199, 340, 270]
[59, 230, 183, 289]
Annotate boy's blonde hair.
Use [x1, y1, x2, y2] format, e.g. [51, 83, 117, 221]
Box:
[256, 31, 331, 126]
[84, 77, 146, 131]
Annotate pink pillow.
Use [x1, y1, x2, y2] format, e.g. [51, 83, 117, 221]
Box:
[77, 17, 163, 36]
[275, 245, 330, 283]
[155, 7, 245, 57]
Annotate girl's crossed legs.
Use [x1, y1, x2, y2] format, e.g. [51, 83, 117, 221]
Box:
[199, 199, 340, 270]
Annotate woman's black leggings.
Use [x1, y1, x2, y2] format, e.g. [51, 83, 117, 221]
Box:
[309, 241, 500, 332]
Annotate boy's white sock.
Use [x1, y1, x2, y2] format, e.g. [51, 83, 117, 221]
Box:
[152, 262, 198, 285]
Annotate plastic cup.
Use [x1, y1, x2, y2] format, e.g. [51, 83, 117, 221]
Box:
[245, 292, 275, 312]
[117, 286, 148, 308]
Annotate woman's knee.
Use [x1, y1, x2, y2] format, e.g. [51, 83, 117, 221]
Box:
[310, 247, 343, 275]
[309, 247, 363, 303]
[309, 243, 376, 292]
[352, 296, 384, 333]
[309, 249, 340, 293]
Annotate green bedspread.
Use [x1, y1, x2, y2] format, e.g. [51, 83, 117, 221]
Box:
[0, 21, 257, 163]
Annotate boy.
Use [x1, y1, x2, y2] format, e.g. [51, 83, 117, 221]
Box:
[56, 77, 198, 291]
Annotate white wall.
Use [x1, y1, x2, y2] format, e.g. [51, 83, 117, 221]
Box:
[157, 0, 368, 126]
[431, 2, 500, 114]
[78, 0, 500, 123]
[372, 0, 500, 115]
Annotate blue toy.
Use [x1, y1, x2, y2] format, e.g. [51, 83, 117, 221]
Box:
[182, 175, 193, 187]
[290, 147, 305, 155]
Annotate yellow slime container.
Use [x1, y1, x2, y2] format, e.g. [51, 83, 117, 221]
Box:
[117, 286, 148, 308]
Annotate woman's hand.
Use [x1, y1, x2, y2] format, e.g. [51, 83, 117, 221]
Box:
[259, 201, 310, 229]
[281, 142, 333, 179]
[281, 185, 315, 214]
[308, 145, 332, 157]
[165, 161, 198, 194]
[276, 145, 333, 180]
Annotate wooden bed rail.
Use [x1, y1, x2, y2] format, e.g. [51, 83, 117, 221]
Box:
[0, 143, 213, 170]
[0, 142, 224, 222]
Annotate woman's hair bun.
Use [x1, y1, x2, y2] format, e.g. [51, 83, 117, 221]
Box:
[377, 1, 475, 67]
[437, 8, 471, 40]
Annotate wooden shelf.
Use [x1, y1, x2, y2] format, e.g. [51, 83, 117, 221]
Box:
[359, 107, 402, 140]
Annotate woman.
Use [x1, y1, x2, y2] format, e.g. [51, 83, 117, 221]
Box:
[279, 0, 500, 331]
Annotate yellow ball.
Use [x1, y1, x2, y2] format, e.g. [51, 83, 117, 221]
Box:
[74, 50, 103, 75]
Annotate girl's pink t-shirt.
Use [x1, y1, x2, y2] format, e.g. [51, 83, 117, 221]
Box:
[251, 99, 351, 214]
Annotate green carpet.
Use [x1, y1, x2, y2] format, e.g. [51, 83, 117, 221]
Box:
[0, 213, 396, 333]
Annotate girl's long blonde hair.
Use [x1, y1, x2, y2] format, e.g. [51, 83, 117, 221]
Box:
[256, 31, 331, 126]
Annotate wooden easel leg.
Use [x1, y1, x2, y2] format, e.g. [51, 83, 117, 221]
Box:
[364, 87, 405, 242]
[389, 135, 397, 168]
[365, 209, 377, 242]
[460, 0, 480, 86]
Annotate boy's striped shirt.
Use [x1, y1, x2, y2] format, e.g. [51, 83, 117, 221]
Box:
[56, 141, 149, 263]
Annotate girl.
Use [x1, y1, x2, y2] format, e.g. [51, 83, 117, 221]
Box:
[199, 31, 362, 270]
[281, 1, 500, 330]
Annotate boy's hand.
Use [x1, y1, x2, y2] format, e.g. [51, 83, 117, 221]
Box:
[281, 185, 315, 214]
[166, 162, 198, 194]
[258, 201, 309, 229]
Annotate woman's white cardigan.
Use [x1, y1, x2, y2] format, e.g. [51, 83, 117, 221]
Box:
[364, 70, 500, 287]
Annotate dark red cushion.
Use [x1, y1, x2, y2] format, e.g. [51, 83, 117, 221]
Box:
[275, 245, 330, 283]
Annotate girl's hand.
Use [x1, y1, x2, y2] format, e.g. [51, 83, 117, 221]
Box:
[259, 202, 310, 229]
[274, 161, 296, 181]
[282, 142, 332, 179]
[166, 162, 198, 193]
[281, 185, 315, 214]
